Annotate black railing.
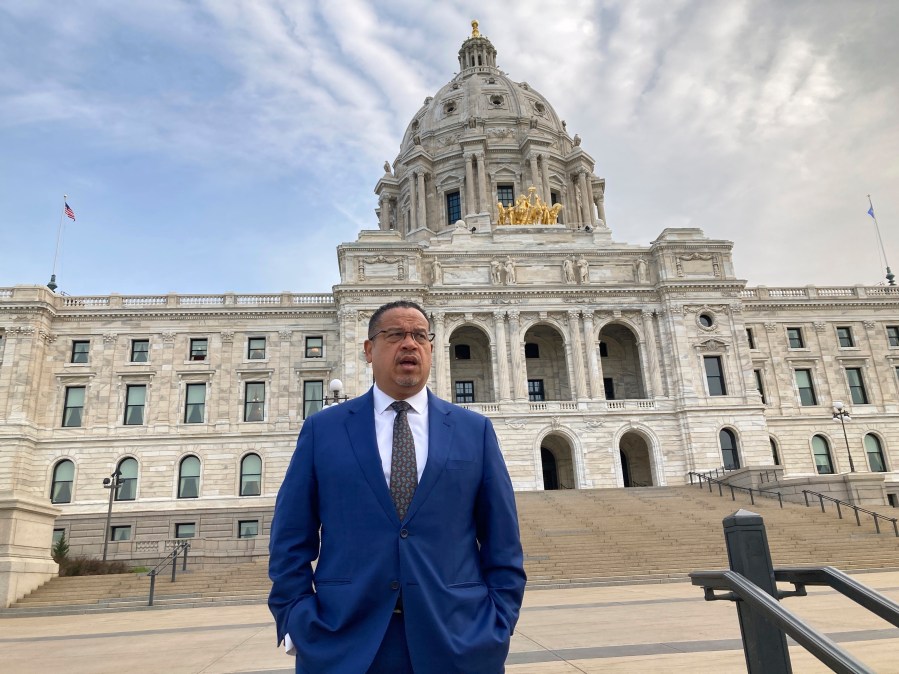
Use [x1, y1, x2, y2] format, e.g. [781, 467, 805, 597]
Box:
[803, 490, 899, 537]
[147, 541, 190, 606]
[688, 471, 784, 508]
[691, 510, 899, 673]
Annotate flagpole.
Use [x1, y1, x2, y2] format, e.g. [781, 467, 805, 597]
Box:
[868, 195, 895, 286]
[47, 194, 67, 292]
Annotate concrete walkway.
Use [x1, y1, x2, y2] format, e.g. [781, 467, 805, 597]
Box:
[3, 571, 899, 673]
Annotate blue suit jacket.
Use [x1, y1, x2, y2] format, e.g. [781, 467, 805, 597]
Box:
[268, 388, 526, 673]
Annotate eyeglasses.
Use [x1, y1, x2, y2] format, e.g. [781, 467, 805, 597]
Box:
[369, 329, 435, 345]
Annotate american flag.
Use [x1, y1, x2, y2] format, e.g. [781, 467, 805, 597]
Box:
[64, 202, 76, 221]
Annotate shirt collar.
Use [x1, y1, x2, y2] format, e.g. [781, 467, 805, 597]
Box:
[373, 383, 429, 415]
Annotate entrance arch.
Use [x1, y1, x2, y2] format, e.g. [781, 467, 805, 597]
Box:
[619, 431, 654, 486]
[540, 434, 576, 489]
[598, 323, 646, 400]
[448, 325, 495, 403]
[523, 324, 571, 401]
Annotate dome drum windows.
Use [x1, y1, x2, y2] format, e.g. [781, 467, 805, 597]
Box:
[443, 100, 459, 116]
[488, 94, 504, 108]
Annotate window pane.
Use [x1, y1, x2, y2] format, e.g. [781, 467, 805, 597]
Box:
[190, 338, 208, 360]
[245, 383, 265, 421]
[71, 341, 89, 363]
[131, 340, 149, 362]
[719, 429, 739, 469]
[770, 438, 780, 465]
[111, 526, 132, 541]
[175, 523, 195, 538]
[497, 185, 514, 207]
[184, 383, 205, 423]
[524, 343, 539, 359]
[125, 385, 146, 425]
[865, 434, 887, 472]
[787, 328, 804, 348]
[888, 326, 899, 347]
[812, 436, 833, 474]
[304, 380, 323, 418]
[51, 460, 75, 504]
[754, 370, 766, 404]
[795, 370, 817, 406]
[704, 356, 726, 396]
[837, 327, 854, 347]
[746, 328, 756, 349]
[446, 190, 461, 223]
[248, 337, 266, 359]
[528, 379, 545, 402]
[178, 456, 200, 498]
[116, 458, 138, 501]
[455, 381, 475, 403]
[846, 368, 869, 405]
[305, 337, 323, 358]
[239, 520, 259, 538]
[241, 454, 262, 496]
[63, 386, 85, 427]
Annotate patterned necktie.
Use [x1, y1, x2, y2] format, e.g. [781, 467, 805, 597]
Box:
[390, 400, 417, 520]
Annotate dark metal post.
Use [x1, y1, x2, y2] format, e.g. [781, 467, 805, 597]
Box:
[723, 509, 792, 673]
[101, 470, 123, 561]
[171, 550, 178, 582]
[182, 542, 190, 571]
[148, 572, 156, 606]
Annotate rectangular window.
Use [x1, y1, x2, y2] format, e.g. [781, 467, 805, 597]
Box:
[71, 340, 89, 363]
[446, 190, 461, 224]
[305, 336, 323, 358]
[184, 383, 206, 423]
[130, 339, 150, 362]
[62, 386, 85, 427]
[189, 338, 208, 361]
[124, 385, 146, 425]
[303, 380, 323, 419]
[704, 356, 727, 396]
[888, 326, 899, 347]
[746, 328, 756, 350]
[599, 342, 609, 357]
[455, 381, 475, 403]
[836, 326, 854, 348]
[247, 337, 266, 360]
[497, 184, 514, 207]
[244, 382, 265, 422]
[110, 525, 132, 542]
[603, 378, 615, 400]
[787, 327, 804, 349]
[846, 367, 869, 405]
[754, 369, 767, 404]
[795, 369, 817, 406]
[238, 520, 259, 538]
[528, 379, 545, 402]
[524, 343, 540, 359]
[175, 523, 196, 539]
[454, 344, 471, 359]
[52, 528, 65, 546]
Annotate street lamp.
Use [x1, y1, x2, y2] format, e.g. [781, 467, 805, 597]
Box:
[832, 401, 856, 473]
[102, 469, 124, 561]
[323, 379, 349, 407]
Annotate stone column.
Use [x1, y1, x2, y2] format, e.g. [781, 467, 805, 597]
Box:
[464, 154, 475, 215]
[636, 339, 651, 400]
[383, 198, 392, 230]
[417, 171, 427, 231]
[476, 152, 488, 213]
[493, 311, 511, 402]
[409, 172, 419, 230]
[577, 170, 591, 225]
[432, 312, 447, 398]
[582, 311, 602, 399]
[540, 156, 551, 206]
[529, 154, 540, 195]
[508, 310, 527, 400]
[585, 176, 597, 224]
[567, 310, 588, 399]
[641, 310, 662, 398]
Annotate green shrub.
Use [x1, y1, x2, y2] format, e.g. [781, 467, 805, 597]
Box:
[51, 533, 69, 563]
[58, 556, 129, 577]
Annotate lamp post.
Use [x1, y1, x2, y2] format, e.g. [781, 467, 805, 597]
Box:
[322, 379, 349, 407]
[102, 469, 124, 561]
[832, 401, 856, 473]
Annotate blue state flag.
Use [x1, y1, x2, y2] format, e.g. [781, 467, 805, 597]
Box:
[868, 205, 876, 219]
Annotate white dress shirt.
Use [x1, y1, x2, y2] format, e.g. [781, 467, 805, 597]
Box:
[372, 383, 430, 484]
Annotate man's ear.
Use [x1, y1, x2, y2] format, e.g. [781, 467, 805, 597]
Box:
[363, 340, 373, 363]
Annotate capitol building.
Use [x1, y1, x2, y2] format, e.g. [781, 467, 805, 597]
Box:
[2, 24, 898, 605]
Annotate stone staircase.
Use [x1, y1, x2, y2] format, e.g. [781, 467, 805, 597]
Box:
[6, 486, 899, 614]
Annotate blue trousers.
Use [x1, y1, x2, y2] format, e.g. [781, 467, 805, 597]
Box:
[367, 612, 414, 673]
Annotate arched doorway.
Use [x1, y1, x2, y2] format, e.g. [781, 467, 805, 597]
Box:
[619, 431, 654, 486]
[598, 323, 646, 400]
[448, 325, 495, 404]
[523, 324, 571, 401]
[540, 434, 576, 489]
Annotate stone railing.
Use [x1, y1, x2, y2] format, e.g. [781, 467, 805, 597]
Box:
[0, 287, 335, 309]
[742, 285, 899, 301]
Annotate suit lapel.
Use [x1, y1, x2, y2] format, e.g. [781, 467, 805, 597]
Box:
[406, 391, 453, 521]
[344, 390, 399, 524]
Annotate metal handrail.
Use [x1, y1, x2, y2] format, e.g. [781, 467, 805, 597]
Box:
[691, 570, 874, 674]
[688, 471, 784, 508]
[147, 541, 190, 606]
[802, 490, 899, 537]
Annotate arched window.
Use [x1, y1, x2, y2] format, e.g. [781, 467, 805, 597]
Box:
[720, 429, 740, 470]
[240, 454, 262, 496]
[116, 457, 138, 501]
[812, 435, 834, 474]
[178, 456, 200, 499]
[51, 460, 75, 504]
[864, 434, 887, 472]
[770, 438, 780, 466]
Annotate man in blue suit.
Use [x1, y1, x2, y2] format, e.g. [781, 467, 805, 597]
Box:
[269, 300, 526, 673]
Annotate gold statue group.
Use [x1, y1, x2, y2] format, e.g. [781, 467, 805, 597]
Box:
[497, 186, 563, 226]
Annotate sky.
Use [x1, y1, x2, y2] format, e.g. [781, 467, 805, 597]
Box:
[1, 0, 898, 296]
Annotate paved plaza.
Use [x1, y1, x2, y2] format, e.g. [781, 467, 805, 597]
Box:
[2, 571, 898, 673]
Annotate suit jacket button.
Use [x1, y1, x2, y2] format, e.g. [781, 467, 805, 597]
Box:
[390, 581, 400, 590]
[400, 529, 409, 538]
